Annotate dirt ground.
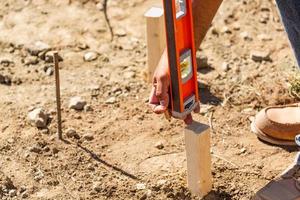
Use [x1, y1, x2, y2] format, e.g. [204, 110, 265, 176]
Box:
[0, 0, 300, 199]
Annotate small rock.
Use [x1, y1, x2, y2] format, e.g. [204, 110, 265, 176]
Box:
[66, 128, 80, 139]
[240, 31, 252, 40]
[96, 2, 104, 11]
[0, 74, 12, 85]
[44, 66, 54, 76]
[240, 148, 247, 154]
[84, 104, 93, 112]
[84, 52, 98, 62]
[9, 189, 17, 197]
[69, 97, 87, 110]
[21, 191, 28, 198]
[155, 141, 164, 150]
[232, 22, 240, 30]
[258, 34, 272, 41]
[24, 56, 39, 65]
[221, 26, 231, 34]
[221, 62, 230, 72]
[45, 51, 63, 63]
[124, 71, 135, 79]
[52, 147, 59, 154]
[250, 50, 271, 62]
[136, 183, 146, 190]
[105, 97, 116, 104]
[115, 28, 127, 37]
[83, 133, 94, 141]
[29, 145, 42, 154]
[93, 181, 102, 192]
[26, 41, 50, 56]
[156, 179, 167, 186]
[28, 108, 49, 128]
[0, 58, 13, 66]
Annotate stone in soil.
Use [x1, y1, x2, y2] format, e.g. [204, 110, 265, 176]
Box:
[83, 133, 94, 141]
[221, 62, 230, 72]
[44, 65, 54, 76]
[92, 183, 101, 193]
[115, 28, 127, 37]
[26, 41, 51, 56]
[84, 52, 98, 62]
[84, 104, 93, 112]
[45, 51, 63, 63]
[69, 96, 87, 110]
[105, 97, 116, 104]
[250, 50, 271, 62]
[0, 74, 12, 85]
[29, 145, 42, 153]
[66, 128, 80, 139]
[24, 56, 39, 65]
[28, 108, 49, 128]
[155, 141, 164, 150]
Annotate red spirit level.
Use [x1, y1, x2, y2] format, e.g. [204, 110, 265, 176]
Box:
[163, 0, 199, 119]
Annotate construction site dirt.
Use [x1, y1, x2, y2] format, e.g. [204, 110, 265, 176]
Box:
[0, 0, 299, 199]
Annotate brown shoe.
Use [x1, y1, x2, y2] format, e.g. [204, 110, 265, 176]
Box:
[253, 154, 300, 200]
[251, 104, 300, 146]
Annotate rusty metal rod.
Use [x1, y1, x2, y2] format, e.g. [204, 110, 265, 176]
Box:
[54, 52, 62, 140]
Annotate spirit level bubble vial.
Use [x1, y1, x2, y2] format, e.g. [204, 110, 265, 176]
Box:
[163, 0, 199, 119]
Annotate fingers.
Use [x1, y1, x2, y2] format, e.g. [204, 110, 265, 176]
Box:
[184, 114, 193, 125]
[148, 86, 169, 114]
[193, 102, 200, 113]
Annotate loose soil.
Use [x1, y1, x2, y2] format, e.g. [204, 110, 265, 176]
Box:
[0, 0, 299, 199]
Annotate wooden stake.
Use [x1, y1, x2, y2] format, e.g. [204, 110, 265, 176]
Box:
[144, 6, 166, 83]
[184, 121, 213, 197]
[54, 52, 62, 140]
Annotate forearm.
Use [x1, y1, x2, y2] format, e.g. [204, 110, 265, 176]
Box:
[193, 0, 223, 48]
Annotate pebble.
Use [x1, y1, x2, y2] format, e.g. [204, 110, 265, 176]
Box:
[250, 50, 271, 62]
[136, 183, 146, 190]
[84, 52, 98, 62]
[44, 66, 54, 76]
[28, 108, 49, 128]
[0, 74, 12, 85]
[83, 133, 94, 141]
[84, 104, 93, 112]
[8, 189, 17, 197]
[69, 96, 87, 110]
[29, 145, 42, 154]
[240, 148, 247, 154]
[52, 147, 59, 154]
[115, 28, 127, 37]
[124, 71, 136, 79]
[240, 31, 252, 41]
[93, 181, 102, 192]
[258, 34, 272, 41]
[105, 97, 116, 104]
[221, 26, 231, 34]
[155, 141, 164, 150]
[0, 58, 13, 66]
[24, 56, 39, 65]
[45, 51, 63, 63]
[66, 128, 80, 139]
[221, 62, 230, 72]
[96, 2, 104, 11]
[26, 41, 50, 56]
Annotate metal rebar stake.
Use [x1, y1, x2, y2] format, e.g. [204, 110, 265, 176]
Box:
[54, 52, 62, 140]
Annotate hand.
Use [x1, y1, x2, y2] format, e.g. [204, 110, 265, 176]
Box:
[148, 50, 200, 125]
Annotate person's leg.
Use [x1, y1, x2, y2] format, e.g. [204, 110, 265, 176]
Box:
[275, 0, 300, 66]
